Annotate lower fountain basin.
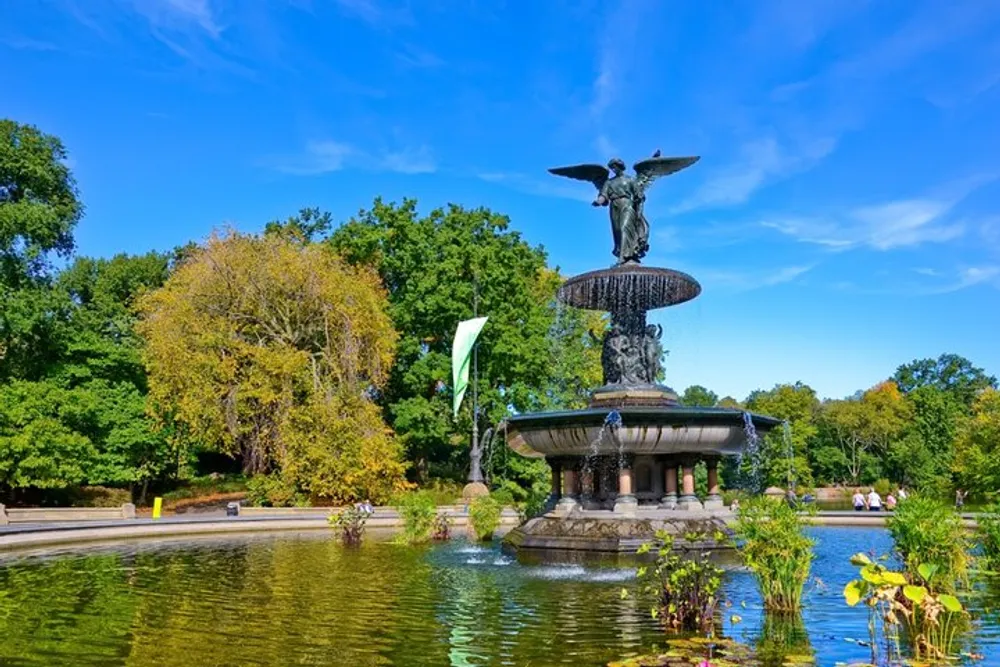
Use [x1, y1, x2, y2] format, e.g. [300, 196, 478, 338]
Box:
[503, 509, 735, 557]
[506, 406, 781, 459]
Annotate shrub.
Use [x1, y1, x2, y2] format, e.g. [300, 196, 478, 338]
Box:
[69, 486, 133, 508]
[887, 496, 970, 590]
[432, 513, 451, 541]
[844, 553, 967, 663]
[469, 495, 502, 541]
[873, 478, 892, 497]
[396, 491, 437, 543]
[624, 530, 726, 633]
[421, 479, 464, 506]
[978, 504, 1000, 571]
[246, 473, 307, 507]
[329, 505, 368, 545]
[734, 497, 814, 611]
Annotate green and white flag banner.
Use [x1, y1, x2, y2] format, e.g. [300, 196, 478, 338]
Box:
[452, 316, 488, 418]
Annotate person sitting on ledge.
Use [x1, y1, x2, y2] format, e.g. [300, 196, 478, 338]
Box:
[852, 488, 866, 512]
[867, 488, 883, 512]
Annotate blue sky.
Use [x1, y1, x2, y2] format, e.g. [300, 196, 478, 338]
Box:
[4, 0, 1000, 401]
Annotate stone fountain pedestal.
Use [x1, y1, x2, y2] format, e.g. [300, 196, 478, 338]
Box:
[503, 505, 735, 555]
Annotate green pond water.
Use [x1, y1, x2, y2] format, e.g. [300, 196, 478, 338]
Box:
[0, 527, 998, 666]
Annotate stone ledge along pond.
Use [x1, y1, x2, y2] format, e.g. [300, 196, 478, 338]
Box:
[0, 526, 998, 666]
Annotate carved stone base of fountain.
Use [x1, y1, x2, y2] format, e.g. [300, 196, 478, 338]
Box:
[589, 384, 678, 408]
[502, 507, 733, 556]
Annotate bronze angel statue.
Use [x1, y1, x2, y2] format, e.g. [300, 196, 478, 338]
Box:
[549, 151, 699, 265]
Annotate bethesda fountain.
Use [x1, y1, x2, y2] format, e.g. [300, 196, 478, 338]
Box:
[502, 153, 781, 555]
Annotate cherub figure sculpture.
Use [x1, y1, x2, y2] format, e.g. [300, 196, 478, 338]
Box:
[549, 151, 699, 266]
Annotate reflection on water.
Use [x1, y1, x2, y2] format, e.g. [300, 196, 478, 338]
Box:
[0, 527, 998, 666]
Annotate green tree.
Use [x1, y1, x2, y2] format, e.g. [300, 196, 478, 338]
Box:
[952, 388, 1000, 497]
[329, 198, 601, 490]
[889, 386, 964, 493]
[137, 230, 408, 503]
[893, 353, 996, 408]
[744, 382, 819, 489]
[680, 385, 718, 407]
[0, 119, 81, 282]
[1, 119, 83, 382]
[817, 382, 911, 485]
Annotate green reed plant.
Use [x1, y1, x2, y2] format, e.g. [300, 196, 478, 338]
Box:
[976, 504, 1000, 572]
[396, 490, 437, 544]
[844, 553, 967, 663]
[623, 529, 726, 633]
[733, 497, 814, 612]
[886, 496, 970, 590]
[328, 505, 368, 546]
[468, 495, 502, 541]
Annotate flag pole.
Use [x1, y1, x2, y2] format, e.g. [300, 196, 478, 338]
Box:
[470, 276, 480, 482]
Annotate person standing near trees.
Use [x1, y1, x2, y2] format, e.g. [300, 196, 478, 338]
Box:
[956, 489, 968, 510]
[867, 488, 882, 512]
[852, 488, 867, 512]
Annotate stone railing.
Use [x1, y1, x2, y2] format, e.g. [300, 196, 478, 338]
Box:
[0, 503, 136, 525]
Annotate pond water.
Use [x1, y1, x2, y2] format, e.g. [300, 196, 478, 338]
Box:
[0, 527, 998, 666]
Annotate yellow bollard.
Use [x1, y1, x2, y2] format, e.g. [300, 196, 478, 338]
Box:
[152, 497, 162, 520]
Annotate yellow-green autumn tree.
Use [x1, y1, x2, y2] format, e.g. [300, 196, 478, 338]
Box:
[136, 230, 408, 503]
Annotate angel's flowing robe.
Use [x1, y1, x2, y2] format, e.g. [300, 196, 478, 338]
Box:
[598, 174, 649, 264]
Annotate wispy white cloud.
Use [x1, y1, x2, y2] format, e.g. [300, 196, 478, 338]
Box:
[271, 140, 354, 175]
[0, 36, 58, 51]
[760, 177, 995, 251]
[394, 43, 443, 69]
[269, 140, 435, 176]
[695, 264, 815, 292]
[477, 172, 594, 203]
[381, 145, 436, 174]
[673, 136, 837, 213]
[837, 265, 1000, 295]
[126, 0, 222, 37]
[585, 0, 644, 155]
[332, 0, 413, 29]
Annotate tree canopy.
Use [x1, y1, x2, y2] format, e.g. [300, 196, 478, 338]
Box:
[137, 230, 407, 503]
[329, 198, 603, 489]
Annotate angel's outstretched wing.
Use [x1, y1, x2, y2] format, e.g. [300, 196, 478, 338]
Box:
[548, 164, 610, 192]
[633, 156, 699, 192]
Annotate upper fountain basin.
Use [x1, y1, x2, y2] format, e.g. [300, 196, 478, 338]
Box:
[557, 266, 701, 313]
[505, 406, 781, 459]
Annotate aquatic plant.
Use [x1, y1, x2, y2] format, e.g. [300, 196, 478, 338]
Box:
[976, 504, 1000, 572]
[733, 497, 814, 612]
[886, 496, 970, 590]
[468, 495, 502, 541]
[432, 512, 452, 540]
[328, 505, 368, 545]
[624, 530, 725, 633]
[396, 491, 437, 543]
[844, 553, 967, 663]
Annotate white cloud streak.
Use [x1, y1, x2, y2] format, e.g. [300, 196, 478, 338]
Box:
[760, 177, 996, 251]
[269, 140, 435, 176]
[673, 136, 837, 213]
